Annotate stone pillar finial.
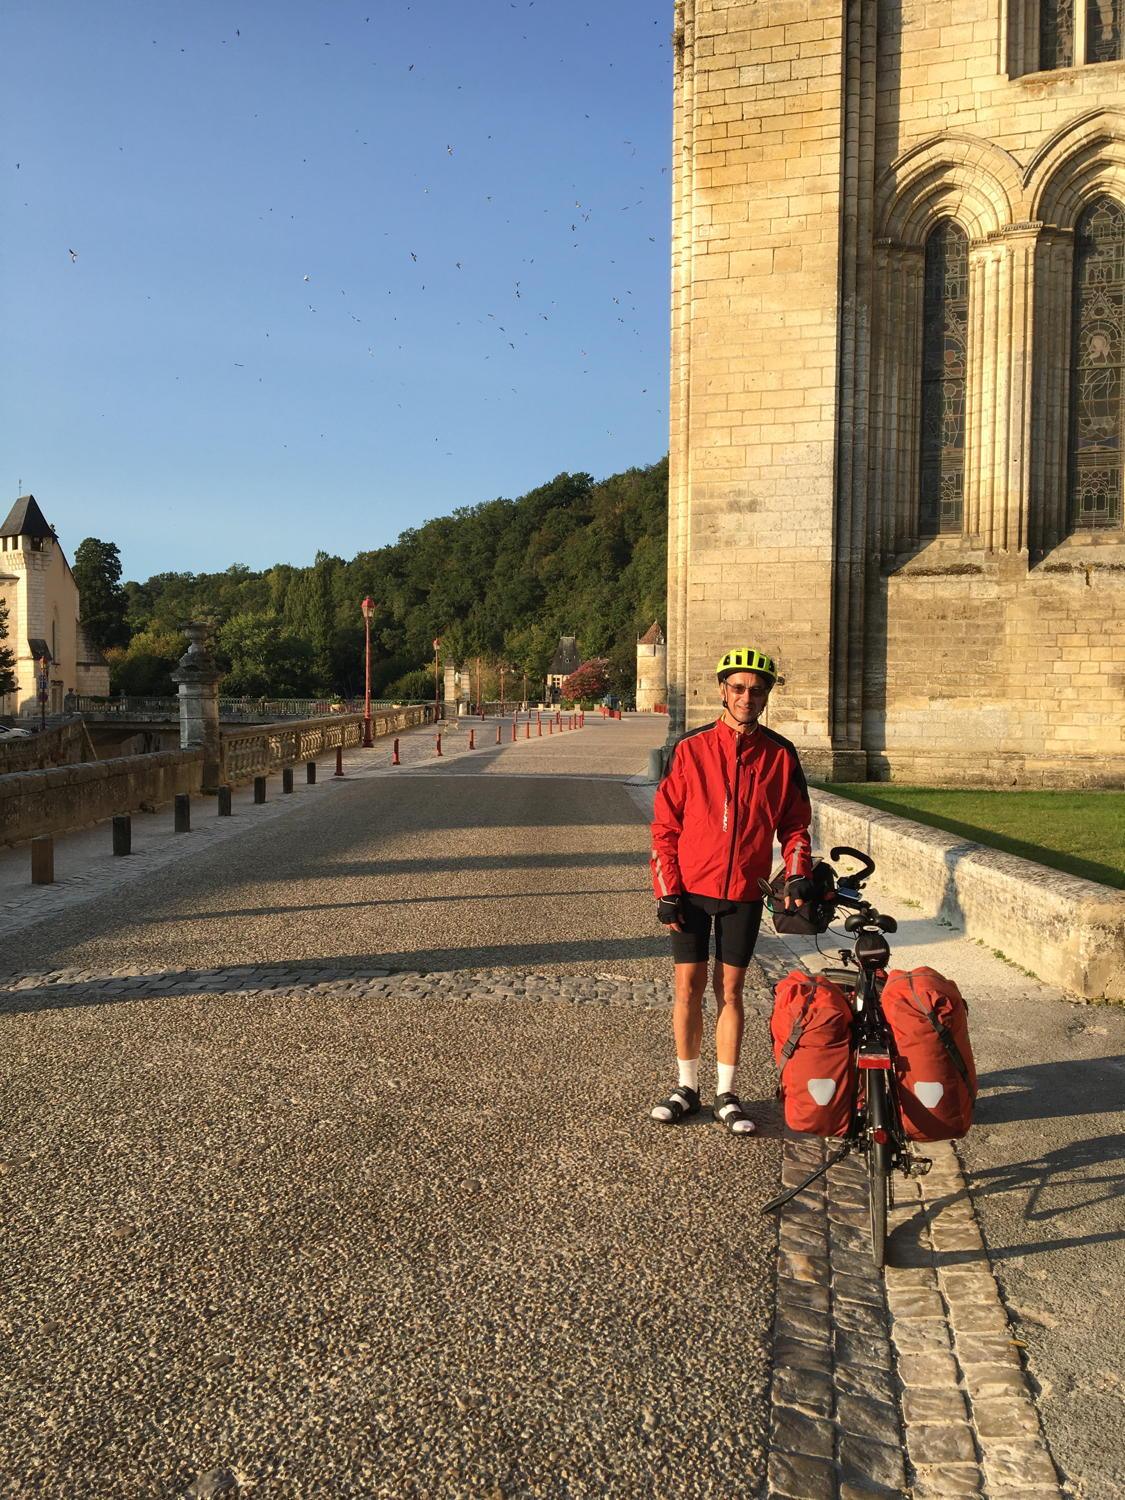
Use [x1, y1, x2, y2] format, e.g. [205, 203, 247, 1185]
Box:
[172, 622, 222, 789]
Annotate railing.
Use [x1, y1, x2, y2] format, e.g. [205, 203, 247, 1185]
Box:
[68, 696, 427, 723]
[219, 705, 432, 783]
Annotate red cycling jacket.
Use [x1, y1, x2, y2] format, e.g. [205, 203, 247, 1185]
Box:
[651, 718, 813, 904]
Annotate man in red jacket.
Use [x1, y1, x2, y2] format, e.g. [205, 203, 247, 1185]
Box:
[649, 648, 814, 1135]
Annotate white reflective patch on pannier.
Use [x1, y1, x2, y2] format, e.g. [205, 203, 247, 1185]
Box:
[914, 1082, 944, 1109]
[808, 1078, 836, 1106]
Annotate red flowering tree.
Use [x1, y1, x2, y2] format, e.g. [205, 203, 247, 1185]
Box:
[562, 658, 610, 705]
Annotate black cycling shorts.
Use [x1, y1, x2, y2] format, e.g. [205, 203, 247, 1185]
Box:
[670, 893, 764, 969]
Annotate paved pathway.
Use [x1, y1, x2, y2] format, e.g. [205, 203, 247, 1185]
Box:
[0, 714, 1120, 1498]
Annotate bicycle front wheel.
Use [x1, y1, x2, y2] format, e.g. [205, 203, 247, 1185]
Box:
[866, 1073, 892, 1268]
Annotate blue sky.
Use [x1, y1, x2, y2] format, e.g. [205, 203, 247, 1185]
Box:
[1, 1, 672, 582]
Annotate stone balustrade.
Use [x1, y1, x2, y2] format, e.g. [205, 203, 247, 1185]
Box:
[218, 706, 430, 783]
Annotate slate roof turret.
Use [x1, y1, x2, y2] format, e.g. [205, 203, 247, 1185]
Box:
[1, 495, 56, 540]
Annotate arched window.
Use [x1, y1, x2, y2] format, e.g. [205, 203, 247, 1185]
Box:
[919, 221, 968, 535]
[1069, 195, 1125, 530]
[1040, 0, 1075, 66]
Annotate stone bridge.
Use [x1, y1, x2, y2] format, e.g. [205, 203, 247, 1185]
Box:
[0, 714, 1119, 1498]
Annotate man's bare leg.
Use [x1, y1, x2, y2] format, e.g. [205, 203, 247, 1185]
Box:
[712, 961, 755, 1133]
[651, 962, 710, 1121]
[713, 960, 748, 1065]
[673, 960, 709, 1061]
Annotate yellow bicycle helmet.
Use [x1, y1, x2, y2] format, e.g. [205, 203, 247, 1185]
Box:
[716, 647, 777, 682]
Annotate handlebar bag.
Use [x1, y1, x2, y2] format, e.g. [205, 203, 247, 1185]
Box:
[881, 968, 977, 1141]
[770, 971, 855, 1136]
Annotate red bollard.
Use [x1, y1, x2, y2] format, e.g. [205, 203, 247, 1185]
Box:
[537, 718, 542, 737]
[469, 728, 475, 750]
[496, 724, 501, 745]
[511, 718, 517, 742]
[392, 738, 400, 765]
[549, 720, 553, 734]
[525, 720, 530, 738]
[334, 746, 344, 777]
[435, 733, 443, 756]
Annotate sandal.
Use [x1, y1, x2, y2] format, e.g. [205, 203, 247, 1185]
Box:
[713, 1092, 756, 1135]
[650, 1085, 701, 1124]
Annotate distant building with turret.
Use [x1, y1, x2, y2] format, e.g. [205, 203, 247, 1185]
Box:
[545, 635, 580, 704]
[0, 496, 110, 716]
[635, 622, 667, 713]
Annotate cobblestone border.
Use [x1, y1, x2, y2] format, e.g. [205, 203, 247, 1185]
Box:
[751, 956, 1064, 1500]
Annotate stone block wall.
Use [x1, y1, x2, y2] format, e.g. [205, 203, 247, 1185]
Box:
[0, 749, 204, 847]
[669, 0, 1125, 786]
[668, 0, 847, 760]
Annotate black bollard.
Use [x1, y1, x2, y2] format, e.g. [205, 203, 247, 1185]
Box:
[174, 793, 191, 833]
[112, 814, 131, 856]
[306, 760, 316, 784]
[30, 836, 54, 885]
[282, 767, 294, 794]
[217, 786, 232, 816]
[253, 775, 267, 804]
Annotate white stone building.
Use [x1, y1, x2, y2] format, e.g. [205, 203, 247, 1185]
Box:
[0, 496, 110, 716]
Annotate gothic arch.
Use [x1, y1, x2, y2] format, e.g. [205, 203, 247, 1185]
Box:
[1028, 109, 1125, 225]
[876, 134, 1023, 244]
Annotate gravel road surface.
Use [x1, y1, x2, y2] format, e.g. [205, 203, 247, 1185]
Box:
[1, 717, 785, 1498]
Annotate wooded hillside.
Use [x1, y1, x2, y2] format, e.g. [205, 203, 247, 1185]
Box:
[111, 459, 667, 699]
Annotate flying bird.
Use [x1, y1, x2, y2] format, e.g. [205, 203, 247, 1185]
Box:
[68, 249, 78, 262]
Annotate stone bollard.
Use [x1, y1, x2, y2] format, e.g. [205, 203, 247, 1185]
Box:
[282, 767, 294, 794]
[217, 786, 232, 817]
[306, 760, 316, 785]
[334, 747, 344, 777]
[112, 814, 131, 856]
[174, 794, 191, 833]
[31, 836, 54, 885]
[253, 776, 267, 804]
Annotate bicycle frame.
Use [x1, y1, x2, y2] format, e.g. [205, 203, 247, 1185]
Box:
[761, 848, 932, 1264]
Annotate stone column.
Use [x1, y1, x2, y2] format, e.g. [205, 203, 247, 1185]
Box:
[967, 224, 1043, 553]
[172, 623, 222, 790]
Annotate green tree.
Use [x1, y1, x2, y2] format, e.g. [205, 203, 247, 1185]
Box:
[106, 627, 185, 696]
[216, 611, 315, 697]
[74, 538, 130, 650]
[0, 596, 18, 698]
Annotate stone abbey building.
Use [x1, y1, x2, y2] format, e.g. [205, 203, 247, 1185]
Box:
[667, 0, 1125, 785]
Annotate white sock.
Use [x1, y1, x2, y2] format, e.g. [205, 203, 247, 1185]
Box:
[717, 1062, 736, 1097]
[651, 1058, 700, 1121]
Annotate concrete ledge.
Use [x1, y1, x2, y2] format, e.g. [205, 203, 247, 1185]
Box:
[810, 788, 1125, 1002]
[0, 749, 204, 846]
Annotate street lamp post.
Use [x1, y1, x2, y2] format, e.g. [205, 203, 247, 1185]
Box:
[37, 654, 49, 732]
[499, 663, 506, 715]
[360, 597, 375, 747]
[433, 637, 442, 724]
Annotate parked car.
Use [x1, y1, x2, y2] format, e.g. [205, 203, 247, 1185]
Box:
[0, 726, 33, 739]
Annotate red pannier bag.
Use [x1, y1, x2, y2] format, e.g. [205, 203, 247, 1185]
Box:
[881, 968, 977, 1141]
[770, 971, 855, 1137]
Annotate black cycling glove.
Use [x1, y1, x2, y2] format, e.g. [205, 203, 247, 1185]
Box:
[657, 895, 686, 926]
[784, 876, 815, 905]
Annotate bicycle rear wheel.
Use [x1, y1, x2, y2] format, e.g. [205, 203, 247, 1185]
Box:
[865, 1074, 892, 1268]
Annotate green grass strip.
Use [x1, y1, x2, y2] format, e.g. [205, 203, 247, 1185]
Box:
[814, 784, 1125, 891]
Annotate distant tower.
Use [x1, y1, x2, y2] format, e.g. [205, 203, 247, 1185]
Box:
[635, 622, 666, 712]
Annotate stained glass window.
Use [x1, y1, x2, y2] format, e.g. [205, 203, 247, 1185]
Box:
[1041, 0, 1075, 67]
[1069, 196, 1125, 530]
[1087, 0, 1123, 61]
[919, 222, 968, 536]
